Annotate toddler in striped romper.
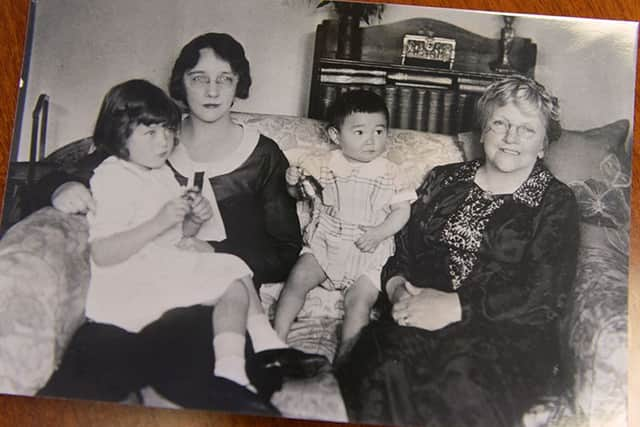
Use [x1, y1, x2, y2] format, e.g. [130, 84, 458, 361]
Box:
[274, 90, 416, 361]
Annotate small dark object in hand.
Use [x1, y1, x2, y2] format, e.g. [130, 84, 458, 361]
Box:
[297, 172, 323, 201]
[183, 187, 201, 203]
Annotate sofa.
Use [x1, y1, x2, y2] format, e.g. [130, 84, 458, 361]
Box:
[0, 111, 630, 426]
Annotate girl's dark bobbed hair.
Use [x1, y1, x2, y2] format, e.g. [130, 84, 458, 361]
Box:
[169, 32, 252, 107]
[93, 79, 181, 159]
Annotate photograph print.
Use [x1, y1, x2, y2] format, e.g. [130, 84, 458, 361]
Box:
[0, 1, 637, 427]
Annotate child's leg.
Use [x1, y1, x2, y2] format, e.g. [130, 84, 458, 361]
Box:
[337, 275, 379, 361]
[274, 253, 327, 342]
[212, 276, 251, 387]
[234, 275, 287, 353]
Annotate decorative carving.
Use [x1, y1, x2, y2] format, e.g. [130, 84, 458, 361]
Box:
[494, 16, 516, 73]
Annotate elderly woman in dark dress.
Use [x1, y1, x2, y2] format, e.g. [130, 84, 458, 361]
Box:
[336, 75, 579, 427]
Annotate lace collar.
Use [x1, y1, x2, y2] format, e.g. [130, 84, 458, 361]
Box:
[445, 160, 554, 208]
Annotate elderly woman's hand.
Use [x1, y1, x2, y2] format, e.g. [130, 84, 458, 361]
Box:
[392, 284, 462, 331]
[52, 181, 96, 214]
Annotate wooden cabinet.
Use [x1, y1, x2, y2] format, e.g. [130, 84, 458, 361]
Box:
[308, 18, 537, 134]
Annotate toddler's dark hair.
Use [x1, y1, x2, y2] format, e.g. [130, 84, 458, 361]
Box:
[93, 79, 181, 159]
[326, 89, 389, 130]
[169, 32, 252, 107]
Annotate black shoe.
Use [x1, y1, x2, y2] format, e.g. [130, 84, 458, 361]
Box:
[207, 376, 281, 417]
[245, 357, 284, 401]
[249, 348, 330, 379]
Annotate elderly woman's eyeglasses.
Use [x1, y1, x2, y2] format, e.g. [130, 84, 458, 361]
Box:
[487, 119, 538, 141]
[187, 73, 237, 90]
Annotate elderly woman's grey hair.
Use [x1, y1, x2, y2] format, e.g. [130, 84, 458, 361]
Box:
[475, 75, 562, 145]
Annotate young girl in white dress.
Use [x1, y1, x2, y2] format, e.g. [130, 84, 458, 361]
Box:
[86, 79, 274, 392]
[274, 90, 416, 360]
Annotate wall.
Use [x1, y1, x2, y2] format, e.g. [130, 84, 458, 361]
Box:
[15, 0, 637, 160]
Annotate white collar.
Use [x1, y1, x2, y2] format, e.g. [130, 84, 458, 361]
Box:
[328, 150, 389, 179]
[103, 156, 170, 180]
[166, 122, 262, 243]
[169, 121, 259, 178]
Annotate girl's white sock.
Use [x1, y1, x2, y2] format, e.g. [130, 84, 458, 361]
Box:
[213, 332, 250, 387]
[247, 313, 288, 352]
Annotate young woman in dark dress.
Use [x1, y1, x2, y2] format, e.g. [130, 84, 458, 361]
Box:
[36, 32, 326, 414]
[336, 75, 580, 427]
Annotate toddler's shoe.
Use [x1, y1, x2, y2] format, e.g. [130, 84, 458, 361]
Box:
[249, 348, 330, 379]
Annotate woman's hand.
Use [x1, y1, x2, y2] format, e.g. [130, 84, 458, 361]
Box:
[387, 277, 411, 305]
[155, 197, 191, 230]
[188, 192, 213, 224]
[51, 182, 96, 214]
[392, 285, 462, 331]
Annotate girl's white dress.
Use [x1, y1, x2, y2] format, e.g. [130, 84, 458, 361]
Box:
[301, 150, 416, 291]
[85, 156, 251, 333]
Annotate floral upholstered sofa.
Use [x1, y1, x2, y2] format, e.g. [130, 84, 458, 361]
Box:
[0, 112, 630, 426]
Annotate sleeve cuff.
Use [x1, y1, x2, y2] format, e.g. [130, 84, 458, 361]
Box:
[456, 285, 474, 323]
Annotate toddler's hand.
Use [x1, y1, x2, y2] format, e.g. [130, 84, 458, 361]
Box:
[355, 225, 385, 253]
[156, 197, 190, 229]
[188, 193, 213, 224]
[285, 166, 303, 186]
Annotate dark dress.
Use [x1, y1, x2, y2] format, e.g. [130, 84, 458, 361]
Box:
[37, 134, 302, 409]
[336, 160, 579, 427]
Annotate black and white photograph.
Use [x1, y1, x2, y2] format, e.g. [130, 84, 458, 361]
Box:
[0, 1, 637, 427]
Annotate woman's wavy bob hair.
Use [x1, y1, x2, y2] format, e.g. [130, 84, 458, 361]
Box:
[169, 32, 251, 109]
[475, 75, 561, 147]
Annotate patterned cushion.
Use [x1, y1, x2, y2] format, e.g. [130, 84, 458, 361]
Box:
[0, 208, 89, 395]
[561, 153, 629, 424]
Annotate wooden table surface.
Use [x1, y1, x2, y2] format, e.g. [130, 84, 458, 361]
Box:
[1, 1, 638, 426]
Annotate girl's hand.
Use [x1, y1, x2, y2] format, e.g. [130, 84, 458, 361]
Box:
[355, 225, 385, 253]
[52, 182, 97, 214]
[392, 287, 462, 331]
[176, 237, 215, 253]
[189, 193, 213, 224]
[285, 166, 302, 186]
[155, 197, 191, 229]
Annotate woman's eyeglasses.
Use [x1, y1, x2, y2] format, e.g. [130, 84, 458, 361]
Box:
[187, 73, 237, 90]
[487, 118, 538, 141]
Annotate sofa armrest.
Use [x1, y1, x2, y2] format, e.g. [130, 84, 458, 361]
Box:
[0, 208, 90, 395]
[561, 223, 627, 426]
